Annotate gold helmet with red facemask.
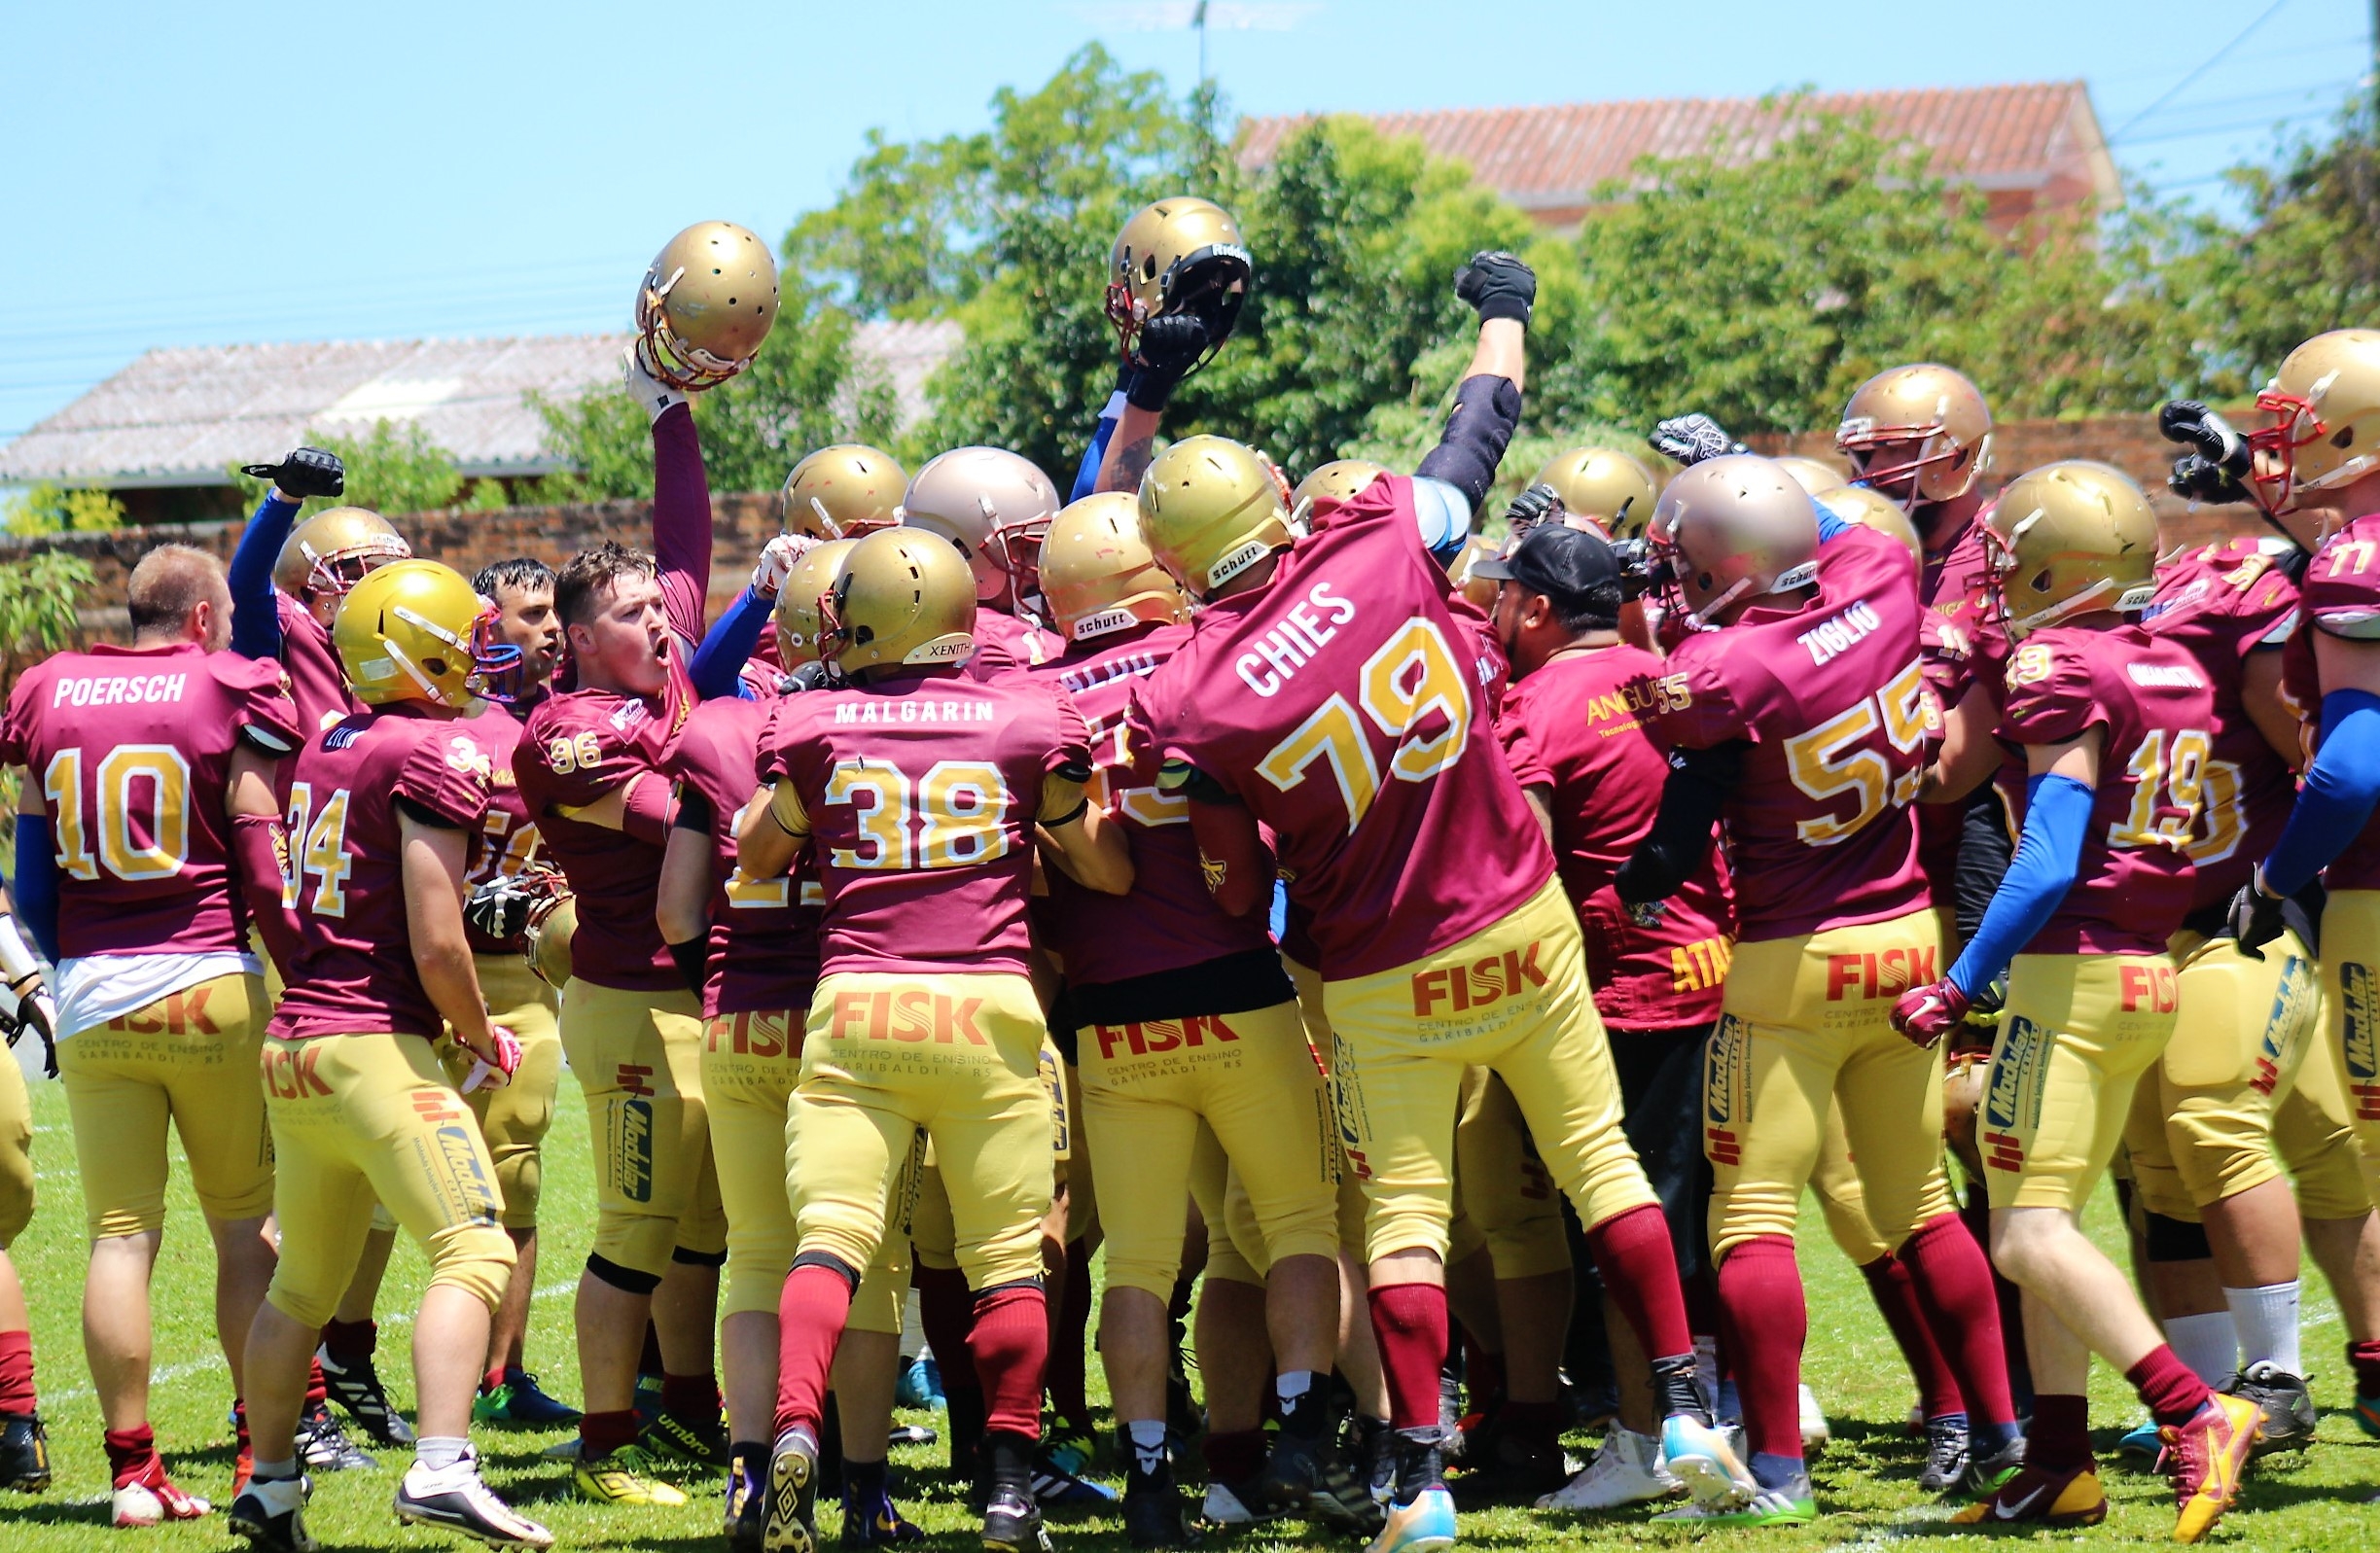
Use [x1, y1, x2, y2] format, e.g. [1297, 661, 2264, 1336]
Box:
[2240, 330, 2380, 525]
[633, 221, 780, 391]
[1646, 454, 1821, 631]
[1834, 364, 1994, 506]
[274, 507, 410, 601]
[898, 446, 1062, 608]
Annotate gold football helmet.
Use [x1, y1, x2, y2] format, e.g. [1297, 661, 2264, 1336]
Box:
[333, 559, 515, 707]
[1106, 196, 1252, 356]
[1290, 459, 1386, 523]
[519, 870, 577, 990]
[782, 444, 906, 540]
[2247, 329, 2380, 515]
[1773, 454, 1851, 498]
[274, 507, 410, 599]
[899, 446, 1062, 600]
[1816, 483, 1921, 561]
[1984, 460, 2159, 641]
[1138, 435, 1297, 599]
[1835, 364, 1994, 504]
[822, 527, 978, 677]
[634, 221, 781, 391]
[1648, 454, 1821, 628]
[1532, 446, 1660, 537]
[1042, 492, 1188, 641]
[774, 538, 860, 668]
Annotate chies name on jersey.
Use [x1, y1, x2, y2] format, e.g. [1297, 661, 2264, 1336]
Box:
[831, 699, 998, 725]
[1235, 582, 1359, 696]
[1795, 599, 1884, 668]
[49, 672, 190, 707]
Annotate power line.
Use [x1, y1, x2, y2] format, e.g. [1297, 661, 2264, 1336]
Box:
[2110, 0, 2296, 143]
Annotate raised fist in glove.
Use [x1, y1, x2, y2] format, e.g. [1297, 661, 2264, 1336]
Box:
[465, 873, 541, 947]
[240, 447, 345, 502]
[1651, 413, 1749, 467]
[1126, 313, 1212, 412]
[460, 1024, 521, 1094]
[1455, 251, 1536, 326]
[2159, 401, 2255, 505]
[1891, 977, 1971, 1050]
[752, 532, 820, 597]
[2224, 869, 2289, 959]
[1503, 483, 1565, 540]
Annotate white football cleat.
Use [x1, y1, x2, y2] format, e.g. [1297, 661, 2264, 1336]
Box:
[1536, 1427, 1681, 1510]
[1798, 1385, 1829, 1451]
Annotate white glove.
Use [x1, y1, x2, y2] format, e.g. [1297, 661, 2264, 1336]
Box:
[461, 1025, 521, 1093]
[752, 532, 820, 598]
[622, 343, 689, 423]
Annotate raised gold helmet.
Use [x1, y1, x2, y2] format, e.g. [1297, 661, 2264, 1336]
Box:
[1137, 435, 1296, 599]
[782, 444, 907, 540]
[634, 221, 781, 391]
[1531, 446, 1660, 538]
[898, 446, 1062, 601]
[332, 559, 515, 708]
[1106, 196, 1253, 355]
[274, 507, 410, 599]
[2247, 329, 2380, 515]
[821, 527, 978, 677]
[1648, 454, 1821, 628]
[1041, 492, 1188, 642]
[773, 538, 861, 668]
[1984, 461, 2159, 642]
[1835, 364, 1993, 504]
[520, 871, 577, 990]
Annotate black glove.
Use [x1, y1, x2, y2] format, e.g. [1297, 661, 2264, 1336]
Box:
[1651, 413, 1749, 467]
[465, 874, 539, 945]
[2159, 401, 2255, 505]
[1126, 313, 1212, 412]
[0, 969, 56, 1080]
[1454, 250, 1535, 326]
[2224, 873, 2290, 960]
[239, 446, 345, 501]
[1503, 483, 1565, 539]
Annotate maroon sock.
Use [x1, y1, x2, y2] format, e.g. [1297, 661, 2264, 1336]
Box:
[1684, 1266, 1719, 1341]
[1367, 1282, 1450, 1431]
[103, 1425, 159, 1488]
[969, 1285, 1048, 1439]
[304, 1356, 328, 1407]
[773, 1265, 855, 1440]
[1861, 1255, 1963, 1419]
[321, 1317, 375, 1365]
[2028, 1394, 2092, 1472]
[2125, 1344, 2211, 1428]
[0, 1330, 35, 1414]
[1203, 1427, 1266, 1483]
[580, 1408, 640, 1459]
[661, 1371, 720, 1423]
[481, 1364, 507, 1396]
[915, 1262, 983, 1457]
[1716, 1235, 1806, 1464]
[1584, 1204, 1695, 1360]
[1044, 1242, 1094, 1424]
[1900, 1214, 2018, 1429]
[1462, 1336, 1505, 1414]
[2351, 1340, 2380, 1396]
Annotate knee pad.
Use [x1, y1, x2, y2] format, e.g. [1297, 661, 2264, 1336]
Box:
[428, 1224, 518, 1315]
[2145, 1211, 2212, 1263]
[672, 1245, 728, 1269]
[586, 1253, 663, 1296]
[792, 1249, 862, 1292]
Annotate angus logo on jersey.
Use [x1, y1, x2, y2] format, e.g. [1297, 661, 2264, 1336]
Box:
[2343, 963, 2380, 1120]
[2252, 954, 2317, 1096]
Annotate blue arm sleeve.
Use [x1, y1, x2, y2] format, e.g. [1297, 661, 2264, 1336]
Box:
[1071, 390, 1128, 503]
[2262, 688, 2380, 897]
[13, 816, 58, 964]
[1813, 504, 1850, 544]
[1944, 772, 2093, 996]
[228, 492, 302, 660]
[689, 586, 769, 703]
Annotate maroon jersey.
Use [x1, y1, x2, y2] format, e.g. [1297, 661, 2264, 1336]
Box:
[757, 670, 1090, 977]
[2145, 540, 2302, 909]
[660, 695, 823, 1016]
[515, 688, 680, 993]
[1029, 622, 1274, 986]
[1655, 524, 1934, 941]
[276, 591, 363, 734]
[459, 701, 545, 958]
[1, 644, 302, 959]
[268, 706, 494, 1041]
[1499, 647, 1734, 1027]
[1127, 474, 1546, 981]
[1996, 623, 2213, 954]
[968, 608, 1064, 682]
[2284, 512, 2380, 890]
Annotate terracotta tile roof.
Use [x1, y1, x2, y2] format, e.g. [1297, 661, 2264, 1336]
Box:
[1238, 81, 2117, 215]
[0, 320, 960, 488]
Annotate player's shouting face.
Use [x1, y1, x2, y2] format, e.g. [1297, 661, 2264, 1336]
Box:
[570, 570, 670, 697]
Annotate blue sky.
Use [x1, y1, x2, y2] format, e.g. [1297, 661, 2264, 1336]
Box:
[0, 0, 2365, 446]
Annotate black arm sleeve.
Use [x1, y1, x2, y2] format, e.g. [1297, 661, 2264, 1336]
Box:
[1614, 741, 1743, 908]
[673, 785, 715, 835]
[1414, 373, 1523, 516]
[1952, 783, 2014, 946]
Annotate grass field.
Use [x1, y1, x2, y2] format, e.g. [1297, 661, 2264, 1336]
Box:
[3, 1064, 2376, 1551]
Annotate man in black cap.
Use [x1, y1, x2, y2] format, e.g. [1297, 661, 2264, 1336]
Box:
[1480, 520, 1739, 1510]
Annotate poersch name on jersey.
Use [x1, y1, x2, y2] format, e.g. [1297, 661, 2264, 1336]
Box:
[50, 673, 190, 707]
[1795, 599, 1884, 668]
[831, 699, 1000, 725]
[1234, 582, 1359, 697]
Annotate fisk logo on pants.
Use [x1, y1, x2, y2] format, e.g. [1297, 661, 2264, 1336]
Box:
[1094, 1015, 1242, 1061]
[1825, 945, 1936, 1001]
[261, 1042, 332, 1099]
[1981, 1015, 2052, 1173]
[2119, 964, 2180, 1013]
[2253, 955, 2316, 1096]
[2343, 963, 2380, 1121]
[831, 987, 986, 1043]
[109, 984, 223, 1037]
[1411, 942, 1547, 1016]
[706, 1011, 793, 1059]
[1703, 1015, 1749, 1166]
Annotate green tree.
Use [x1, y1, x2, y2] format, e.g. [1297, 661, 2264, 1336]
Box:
[3, 481, 126, 536]
[227, 418, 469, 517]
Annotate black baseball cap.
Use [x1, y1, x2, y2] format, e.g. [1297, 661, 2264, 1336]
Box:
[1470, 521, 1620, 608]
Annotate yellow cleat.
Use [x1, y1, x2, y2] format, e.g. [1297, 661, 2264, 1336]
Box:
[1949, 1465, 2106, 1528]
[2166, 1393, 2260, 1543]
[575, 1444, 691, 1507]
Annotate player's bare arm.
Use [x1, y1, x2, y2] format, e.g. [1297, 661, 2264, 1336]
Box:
[734, 779, 804, 883]
[653, 822, 715, 949]
[401, 811, 510, 1078]
[1919, 677, 2002, 803]
[2240, 648, 2307, 767]
[1036, 771, 1133, 897]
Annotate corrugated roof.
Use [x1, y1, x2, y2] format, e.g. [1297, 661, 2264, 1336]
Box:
[1238, 81, 2118, 214]
[0, 320, 961, 488]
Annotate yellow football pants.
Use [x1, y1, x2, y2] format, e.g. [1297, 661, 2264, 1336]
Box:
[560, 979, 725, 1278]
[0, 1054, 30, 1248]
[1982, 952, 2179, 1213]
[1446, 1066, 1572, 1279]
[457, 955, 560, 1230]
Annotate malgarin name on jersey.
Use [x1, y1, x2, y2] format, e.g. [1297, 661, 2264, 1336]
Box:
[833, 699, 999, 724]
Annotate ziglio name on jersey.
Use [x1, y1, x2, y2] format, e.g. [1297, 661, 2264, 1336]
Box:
[1796, 598, 1885, 668]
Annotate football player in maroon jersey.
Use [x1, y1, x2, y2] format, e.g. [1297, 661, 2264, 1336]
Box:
[0, 915, 47, 1497]
[228, 559, 548, 1553]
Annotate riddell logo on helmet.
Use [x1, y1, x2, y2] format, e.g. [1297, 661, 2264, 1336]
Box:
[1410, 943, 1547, 1016]
[1093, 1015, 1242, 1061]
[1825, 946, 1935, 1001]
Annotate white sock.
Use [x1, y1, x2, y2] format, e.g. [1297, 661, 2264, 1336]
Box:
[2224, 1281, 2302, 1375]
[2165, 1311, 2239, 1386]
[414, 1436, 470, 1473]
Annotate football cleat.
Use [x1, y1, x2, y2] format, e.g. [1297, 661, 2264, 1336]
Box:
[393, 1452, 553, 1548]
[2116, 1417, 2163, 1464]
[1653, 1486, 1816, 1527]
[1961, 1432, 2026, 1500]
[1360, 1485, 1456, 1553]
[0, 1411, 51, 1492]
[841, 1478, 925, 1545]
[1916, 1415, 1971, 1494]
[1028, 1447, 1117, 1509]
[316, 1344, 415, 1447]
[726, 1453, 766, 1553]
[115, 1455, 216, 1528]
[1535, 1426, 1680, 1510]
[1041, 1416, 1095, 1478]
[1240, 1430, 1381, 1533]
[894, 1355, 942, 1411]
[762, 1428, 818, 1553]
[575, 1442, 691, 1506]
[1123, 1476, 1199, 1548]
[298, 1402, 376, 1472]
[1950, 1463, 2106, 1528]
[1446, 1426, 1569, 1507]
[1198, 1476, 1263, 1526]
[1657, 1413, 1755, 1508]
[887, 1423, 937, 1448]
[2225, 1362, 2318, 1455]
[2166, 1392, 2261, 1543]
[982, 1478, 1053, 1553]
[1797, 1385, 1829, 1451]
[643, 1406, 730, 1469]
[474, 1368, 581, 1429]
[227, 1472, 311, 1552]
